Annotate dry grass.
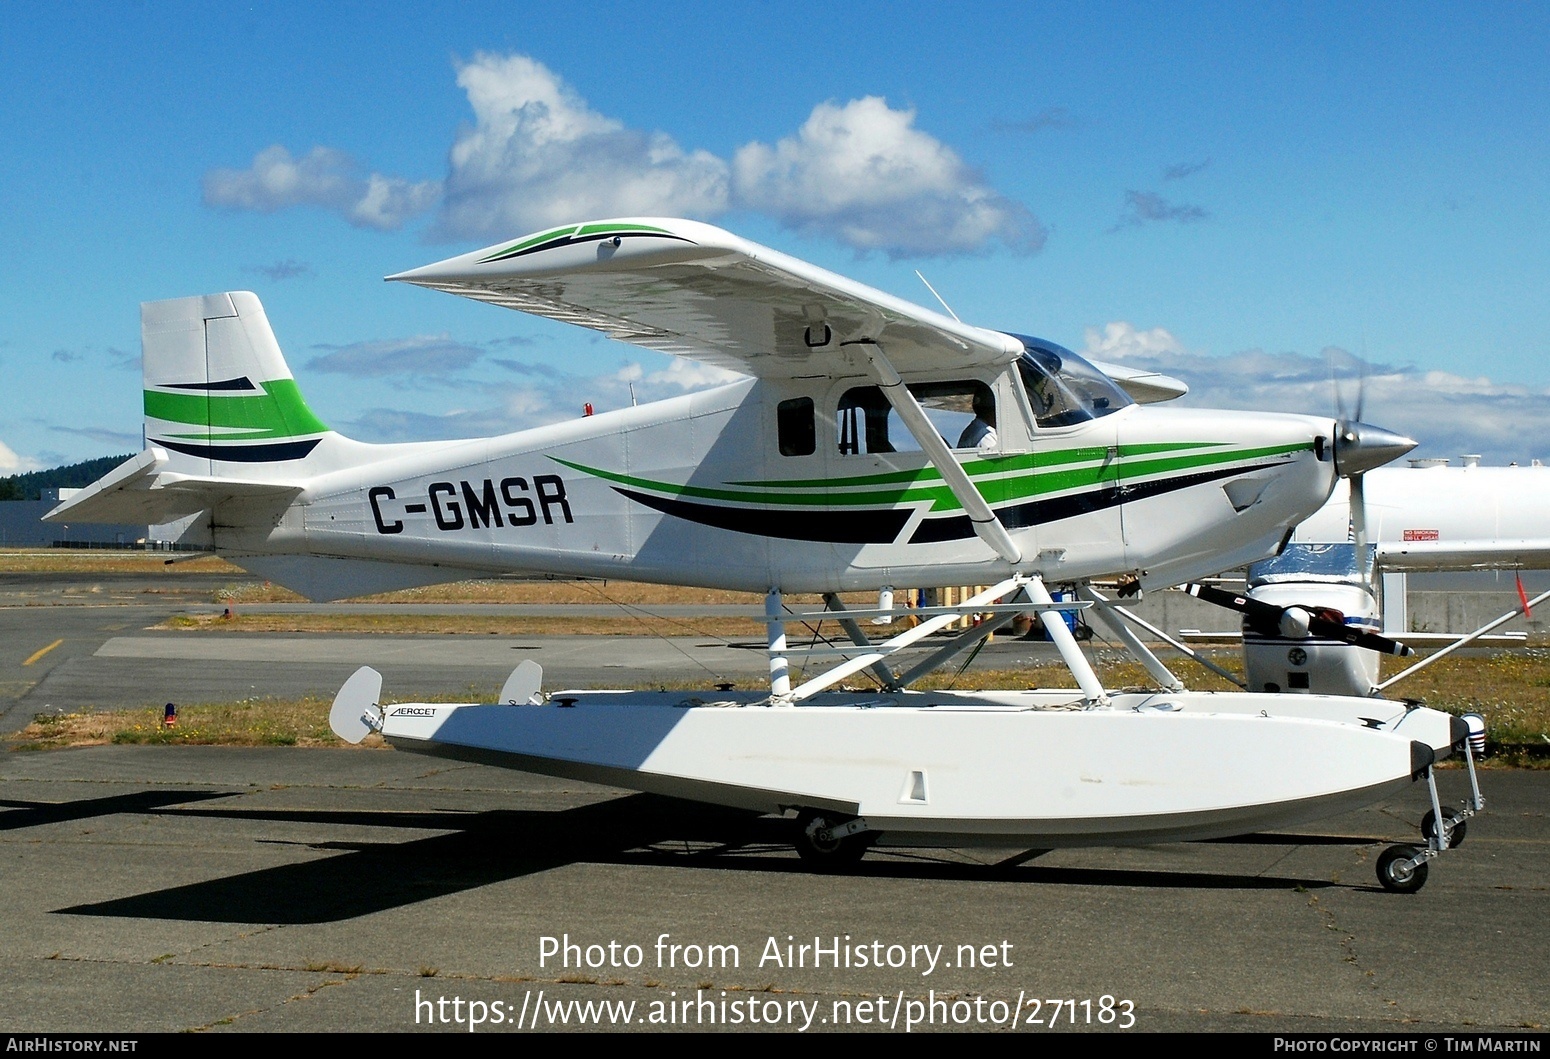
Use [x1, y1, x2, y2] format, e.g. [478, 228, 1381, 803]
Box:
[156, 609, 918, 639]
[158, 611, 777, 638]
[210, 577, 859, 607]
[4, 685, 498, 752]
[0, 548, 242, 576]
[212, 578, 785, 606]
[1379, 648, 1550, 747]
[9, 697, 353, 751]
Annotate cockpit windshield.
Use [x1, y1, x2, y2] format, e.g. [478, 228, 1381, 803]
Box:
[1010, 335, 1133, 428]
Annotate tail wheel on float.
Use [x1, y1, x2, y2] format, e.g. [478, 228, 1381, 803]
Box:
[1376, 845, 1429, 893]
[793, 810, 871, 868]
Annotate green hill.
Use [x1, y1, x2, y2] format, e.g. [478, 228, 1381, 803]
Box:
[0, 455, 134, 502]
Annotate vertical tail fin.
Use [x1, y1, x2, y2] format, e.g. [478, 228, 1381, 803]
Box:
[142, 292, 333, 477]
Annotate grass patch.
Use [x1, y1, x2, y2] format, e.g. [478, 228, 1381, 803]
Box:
[155, 611, 780, 638]
[209, 578, 792, 607]
[9, 698, 379, 751]
[0, 548, 241, 576]
[1379, 648, 1550, 753]
[5, 683, 507, 752]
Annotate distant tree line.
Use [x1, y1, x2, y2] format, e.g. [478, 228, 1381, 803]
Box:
[0, 455, 132, 501]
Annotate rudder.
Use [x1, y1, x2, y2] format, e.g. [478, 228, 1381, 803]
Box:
[141, 292, 332, 476]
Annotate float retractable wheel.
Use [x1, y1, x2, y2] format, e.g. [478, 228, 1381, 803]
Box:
[794, 810, 871, 868]
[1376, 845, 1429, 893]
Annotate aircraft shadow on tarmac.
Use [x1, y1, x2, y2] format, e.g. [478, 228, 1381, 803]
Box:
[0, 791, 237, 830]
[37, 792, 1379, 926]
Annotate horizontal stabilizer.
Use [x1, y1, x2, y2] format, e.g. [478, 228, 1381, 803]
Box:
[44, 448, 301, 525]
[1386, 631, 1527, 644]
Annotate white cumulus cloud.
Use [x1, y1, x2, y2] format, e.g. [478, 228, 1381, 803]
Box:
[434, 53, 730, 240]
[0, 440, 42, 474]
[624, 358, 746, 391]
[733, 97, 1044, 257]
[1082, 321, 1188, 362]
[205, 54, 1043, 258]
[203, 146, 440, 231]
[1081, 322, 1550, 466]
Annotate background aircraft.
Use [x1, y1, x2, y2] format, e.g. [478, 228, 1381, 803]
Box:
[1183, 462, 1550, 697]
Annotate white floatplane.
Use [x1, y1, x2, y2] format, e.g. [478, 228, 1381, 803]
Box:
[49, 218, 1480, 890]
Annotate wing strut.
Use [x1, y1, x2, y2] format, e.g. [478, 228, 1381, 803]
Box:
[850, 339, 1022, 565]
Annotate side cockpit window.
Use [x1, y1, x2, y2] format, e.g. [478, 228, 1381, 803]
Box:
[777, 396, 816, 456]
[837, 382, 994, 455]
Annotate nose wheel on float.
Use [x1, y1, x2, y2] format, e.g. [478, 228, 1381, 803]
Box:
[1376, 715, 1486, 893]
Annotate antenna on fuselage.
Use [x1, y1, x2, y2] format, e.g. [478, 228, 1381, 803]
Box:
[914, 271, 961, 322]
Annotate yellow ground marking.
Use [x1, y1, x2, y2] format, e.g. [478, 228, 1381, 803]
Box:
[21, 640, 64, 667]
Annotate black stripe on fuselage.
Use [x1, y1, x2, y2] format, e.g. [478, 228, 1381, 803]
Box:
[614, 462, 1277, 545]
[152, 438, 321, 462]
[909, 463, 1264, 544]
[613, 488, 911, 544]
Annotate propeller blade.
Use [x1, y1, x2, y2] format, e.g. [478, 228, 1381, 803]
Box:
[1303, 612, 1413, 656]
[1185, 583, 1413, 656]
[1351, 473, 1370, 580]
[1184, 583, 1289, 632]
[1353, 353, 1367, 424]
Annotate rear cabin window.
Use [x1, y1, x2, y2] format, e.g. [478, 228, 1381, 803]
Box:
[777, 397, 816, 456]
[837, 382, 993, 455]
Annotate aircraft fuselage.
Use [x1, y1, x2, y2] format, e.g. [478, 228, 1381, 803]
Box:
[217, 375, 1339, 597]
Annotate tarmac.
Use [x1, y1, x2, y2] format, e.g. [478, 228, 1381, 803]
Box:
[1, 747, 1545, 1034]
[1, 568, 1547, 1034]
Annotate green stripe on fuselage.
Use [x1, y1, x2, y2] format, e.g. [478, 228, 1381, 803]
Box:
[551, 440, 1308, 515]
[724, 441, 1218, 490]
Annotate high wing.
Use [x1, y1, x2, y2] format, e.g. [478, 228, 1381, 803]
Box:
[388, 218, 1022, 379]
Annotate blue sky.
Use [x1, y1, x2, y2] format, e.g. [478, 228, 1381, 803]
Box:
[3, 2, 1548, 471]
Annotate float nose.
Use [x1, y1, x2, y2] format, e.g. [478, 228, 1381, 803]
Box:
[1334, 422, 1417, 478]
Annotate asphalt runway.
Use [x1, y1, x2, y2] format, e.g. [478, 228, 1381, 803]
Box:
[0, 747, 1544, 1034]
[0, 570, 1078, 732]
[1, 569, 1547, 1034]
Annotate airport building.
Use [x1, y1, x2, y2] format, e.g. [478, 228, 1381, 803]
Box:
[0, 489, 152, 547]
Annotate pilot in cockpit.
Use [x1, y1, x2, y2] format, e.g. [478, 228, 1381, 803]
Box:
[956, 388, 998, 453]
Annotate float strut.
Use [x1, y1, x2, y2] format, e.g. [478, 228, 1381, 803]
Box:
[767, 588, 793, 705]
